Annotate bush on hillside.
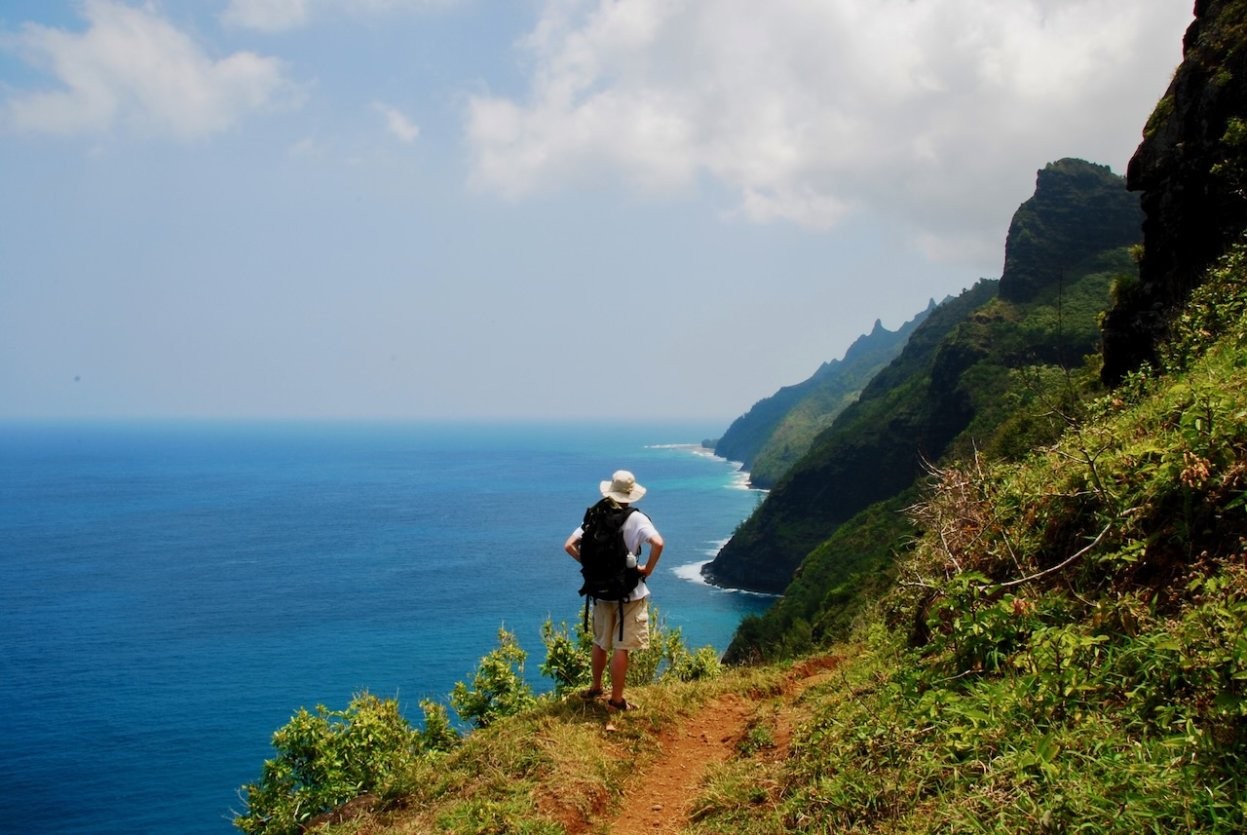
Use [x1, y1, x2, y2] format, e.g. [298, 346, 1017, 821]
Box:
[234, 692, 440, 835]
[450, 627, 536, 728]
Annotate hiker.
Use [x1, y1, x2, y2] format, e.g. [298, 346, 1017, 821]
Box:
[563, 470, 664, 712]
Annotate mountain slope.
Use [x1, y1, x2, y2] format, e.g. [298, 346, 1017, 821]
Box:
[713, 306, 932, 488]
[703, 158, 1142, 597]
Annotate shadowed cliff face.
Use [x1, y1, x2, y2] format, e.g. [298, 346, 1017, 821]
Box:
[1102, 0, 1247, 383]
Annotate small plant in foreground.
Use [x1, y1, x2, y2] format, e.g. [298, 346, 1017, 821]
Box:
[450, 627, 536, 728]
[539, 617, 593, 697]
[234, 692, 423, 835]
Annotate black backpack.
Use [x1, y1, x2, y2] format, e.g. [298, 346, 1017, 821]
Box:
[577, 498, 642, 638]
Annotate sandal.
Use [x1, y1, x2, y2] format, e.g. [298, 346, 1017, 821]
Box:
[607, 698, 635, 712]
[579, 687, 603, 700]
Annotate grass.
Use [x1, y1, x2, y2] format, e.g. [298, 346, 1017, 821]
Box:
[292, 664, 788, 834]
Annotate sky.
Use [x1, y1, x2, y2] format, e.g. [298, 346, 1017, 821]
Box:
[0, 1, 1195, 424]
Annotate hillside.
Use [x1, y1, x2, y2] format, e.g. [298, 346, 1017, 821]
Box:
[702, 157, 1142, 597]
[712, 306, 931, 488]
[232, 2, 1247, 832]
[711, 0, 1247, 656]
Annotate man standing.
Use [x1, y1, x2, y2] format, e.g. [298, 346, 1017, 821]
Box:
[564, 470, 664, 712]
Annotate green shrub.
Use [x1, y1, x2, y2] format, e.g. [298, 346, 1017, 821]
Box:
[668, 645, 724, 682]
[538, 617, 593, 697]
[450, 627, 536, 728]
[234, 692, 422, 835]
[415, 698, 460, 754]
[539, 608, 724, 692]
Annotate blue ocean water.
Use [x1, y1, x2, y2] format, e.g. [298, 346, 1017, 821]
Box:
[0, 421, 771, 834]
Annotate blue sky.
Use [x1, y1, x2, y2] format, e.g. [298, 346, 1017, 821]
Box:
[0, 1, 1193, 423]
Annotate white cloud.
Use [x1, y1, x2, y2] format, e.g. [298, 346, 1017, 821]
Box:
[374, 101, 420, 143]
[2, 0, 299, 139]
[288, 135, 324, 158]
[465, 0, 1193, 270]
[737, 185, 854, 231]
[221, 0, 310, 32]
[222, 0, 462, 31]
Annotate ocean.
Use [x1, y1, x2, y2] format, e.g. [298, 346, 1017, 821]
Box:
[0, 420, 771, 834]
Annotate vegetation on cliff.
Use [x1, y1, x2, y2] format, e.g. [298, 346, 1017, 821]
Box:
[721, 239, 1141, 656]
[690, 240, 1247, 832]
[703, 158, 1142, 599]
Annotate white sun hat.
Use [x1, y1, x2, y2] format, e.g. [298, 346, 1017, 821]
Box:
[600, 470, 646, 503]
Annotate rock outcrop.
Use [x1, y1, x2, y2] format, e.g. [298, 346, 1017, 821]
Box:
[1000, 159, 1142, 302]
[1102, 0, 1247, 382]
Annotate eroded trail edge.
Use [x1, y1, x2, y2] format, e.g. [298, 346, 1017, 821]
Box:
[605, 655, 842, 835]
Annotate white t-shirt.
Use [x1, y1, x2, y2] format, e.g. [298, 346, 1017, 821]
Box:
[572, 508, 659, 602]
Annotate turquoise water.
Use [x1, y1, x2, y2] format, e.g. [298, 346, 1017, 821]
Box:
[0, 421, 770, 833]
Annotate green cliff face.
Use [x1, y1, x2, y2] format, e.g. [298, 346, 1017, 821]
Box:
[713, 306, 932, 489]
[999, 159, 1143, 302]
[704, 159, 1142, 600]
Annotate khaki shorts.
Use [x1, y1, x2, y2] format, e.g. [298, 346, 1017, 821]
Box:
[592, 597, 650, 652]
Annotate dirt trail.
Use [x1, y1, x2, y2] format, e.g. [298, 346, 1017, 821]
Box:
[603, 656, 841, 835]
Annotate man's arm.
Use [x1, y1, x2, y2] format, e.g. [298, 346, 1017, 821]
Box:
[564, 533, 581, 562]
[640, 532, 664, 577]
